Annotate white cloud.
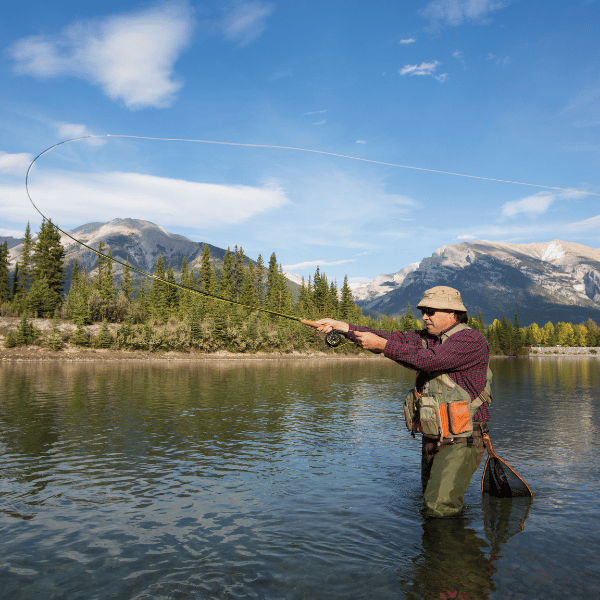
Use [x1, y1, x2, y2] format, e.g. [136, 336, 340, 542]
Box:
[400, 38, 416, 44]
[400, 60, 447, 82]
[501, 192, 556, 218]
[500, 189, 587, 219]
[0, 228, 26, 238]
[54, 123, 106, 146]
[3, 170, 290, 229]
[420, 0, 508, 28]
[282, 259, 356, 271]
[221, 2, 275, 46]
[356, 140, 367, 144]
[566, 214, 600, 231]
[457, 234, 476, 240]
[10, 4, 194, 109]
[0, 151, 33, 174]
[304, 110, 327, 116]
[313, 120, 327, 126]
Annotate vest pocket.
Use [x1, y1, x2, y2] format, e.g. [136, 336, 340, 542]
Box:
[419, 395, 450, 439]
[447, 400, 471, 435]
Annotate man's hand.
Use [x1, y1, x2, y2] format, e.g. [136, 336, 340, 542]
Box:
[301, 318, 349, 334]
[353, 331, 387, 353]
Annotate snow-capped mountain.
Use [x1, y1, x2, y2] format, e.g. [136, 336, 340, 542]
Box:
[354, 240, 600, 325]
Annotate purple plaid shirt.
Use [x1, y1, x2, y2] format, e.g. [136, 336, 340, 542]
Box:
[347, 323, 491, 422]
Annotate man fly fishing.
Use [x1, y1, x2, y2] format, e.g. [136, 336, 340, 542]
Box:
[304, 286, 492, 518]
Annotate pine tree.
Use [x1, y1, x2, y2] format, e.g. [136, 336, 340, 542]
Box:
[0, 241, 10, 304]
[239, 259, 256, 309]
[296, 277, 314, 318]
[18, 223, 34, 297]
[232, 245, 246, 301]
[150, 255, 169, 322]
[99, 247, 115, 302]
[338, 276, 354, 321]
[165, 264, 179, 314]
[30, 220, 65, 316]
[254, 254, 265, 307]
[199, 244, 212, 292]
[219, 247, 234, 299]
[120, 257, 135, 301]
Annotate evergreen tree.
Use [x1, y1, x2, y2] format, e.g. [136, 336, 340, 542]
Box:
[15, 313, 37, 345]
[399, 303, 420, 331]
[99, 246, 115, 302]
[0, 241, 10, 304]
[297, 277, 314, 317]
[338, 276, 354, 321]
[239, 259, 256, 309]
[498, 315, 513, 354]
[165, 264, 179, 314]
[511, 313, 524, 352]
[30, 220, 65, 316]
[179, 257, 192, 318]
[254, 254, 265, 307]
[120, 257, 135, 301]
[11, 263, 20, 302]
[95, 241, 107, 291]
[232, 245, 246, 301]
[17, 223, 33, 298]
[219, 247, 234, 299]
[150, 255, 169, 322]
[199, 244, 212, 292]
[265, 253, 280, 311]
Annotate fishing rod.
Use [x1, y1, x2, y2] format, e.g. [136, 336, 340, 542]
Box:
[25, 136, 349, 348]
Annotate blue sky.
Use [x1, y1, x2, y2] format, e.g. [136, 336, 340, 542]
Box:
[1, 0, 599, 284]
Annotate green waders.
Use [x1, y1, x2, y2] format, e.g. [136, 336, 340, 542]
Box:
[421, 434, 482, 518]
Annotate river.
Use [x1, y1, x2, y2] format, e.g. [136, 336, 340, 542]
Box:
[1, 356, 599, 599]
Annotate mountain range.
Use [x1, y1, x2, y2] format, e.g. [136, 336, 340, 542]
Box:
[5, 220, 600, 325]
[352, 240, 600, 326]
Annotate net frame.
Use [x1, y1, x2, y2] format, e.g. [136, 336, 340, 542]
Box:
[481, 434, 532, 498]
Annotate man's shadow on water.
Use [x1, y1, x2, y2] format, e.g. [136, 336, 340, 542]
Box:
[399, 495, 532, 600]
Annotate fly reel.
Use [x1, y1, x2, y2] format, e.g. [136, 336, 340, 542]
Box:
[325, 330, 346, 348]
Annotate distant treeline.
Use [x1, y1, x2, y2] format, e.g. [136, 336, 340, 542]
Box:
[2, 220, 599, 354]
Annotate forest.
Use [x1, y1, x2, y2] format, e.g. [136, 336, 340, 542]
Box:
[1, 220, 599, 354]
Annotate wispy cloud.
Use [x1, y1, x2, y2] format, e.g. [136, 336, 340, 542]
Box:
[54, 123, 106, 145]
[500, 192, 557, 218]
[0, 151, 33, 174]
[9, 4, 194, 109]
[221, 1, 275, 46]
[2, 170, 290, 230]
[500, 190, 586, 219]
[282, 259, 356, 271]
[313, 120, 327, 126]
[304, 110, 327, 116]
[486, 53, 511, 65]
[420, 0, 508, 28]
[400, 60, 447, 82]
[400, 38, 416, 44]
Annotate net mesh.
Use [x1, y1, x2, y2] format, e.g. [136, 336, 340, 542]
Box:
[481, 435, 532, 498]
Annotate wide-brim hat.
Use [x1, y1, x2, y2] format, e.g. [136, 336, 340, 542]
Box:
[417, 286, 467, 312]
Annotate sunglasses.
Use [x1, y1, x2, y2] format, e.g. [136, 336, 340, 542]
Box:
[420, 308, 454, 317]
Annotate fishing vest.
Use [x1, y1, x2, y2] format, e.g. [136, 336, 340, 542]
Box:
[403, 323, 492, 440]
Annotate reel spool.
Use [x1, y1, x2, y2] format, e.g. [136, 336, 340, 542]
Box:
[325, 330, 346, 348]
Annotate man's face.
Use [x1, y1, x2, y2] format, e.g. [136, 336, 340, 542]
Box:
[420, 308, 458, 336]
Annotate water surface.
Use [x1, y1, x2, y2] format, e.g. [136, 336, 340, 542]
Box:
[1, 357, 599, 599]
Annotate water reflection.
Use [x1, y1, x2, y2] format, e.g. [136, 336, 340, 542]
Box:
[400, 496, 532, 600]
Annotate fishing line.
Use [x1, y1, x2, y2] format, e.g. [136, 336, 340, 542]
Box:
[25, 133, 594, 347]
[25, 135, 352, 347]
